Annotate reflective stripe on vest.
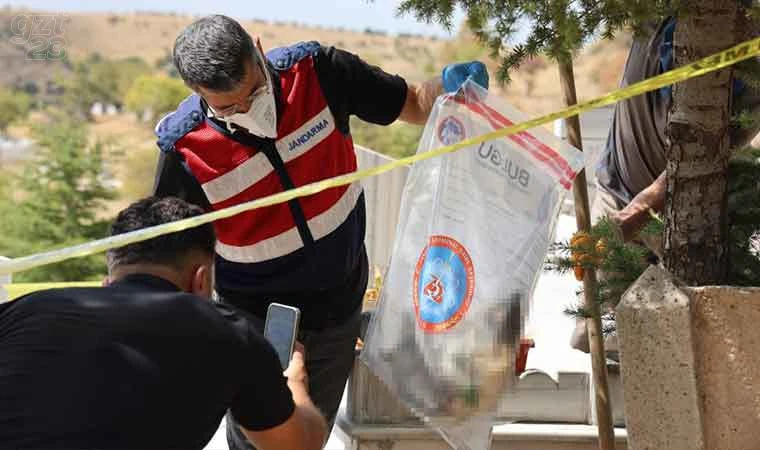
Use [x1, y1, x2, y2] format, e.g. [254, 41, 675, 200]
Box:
[215, 182, 362, 263]
[201, 105, 337, 205]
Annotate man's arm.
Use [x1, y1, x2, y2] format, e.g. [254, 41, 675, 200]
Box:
[570, 171, 665, 274]
[239, 345, 327, 450]
[612, 170, 666, 241]
[242, 345, 327, 450]
[314, 46, 408, 129]
[399, 62, 489, 125]
[314, 46, 486, 129]
[398, 78, 444, 125]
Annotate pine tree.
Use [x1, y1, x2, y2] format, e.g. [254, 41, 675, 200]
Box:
[397, 0, 675, 84]
[0, 88, 32, 133]
[664, 0, 743, 285]
[0, 111, 117, 282]
[396, 0, 760, 307]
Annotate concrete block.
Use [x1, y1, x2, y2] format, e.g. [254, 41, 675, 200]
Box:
[690, 285, 760, 450]
[616, 265, 704, 450]
[617, 265, 760, 450]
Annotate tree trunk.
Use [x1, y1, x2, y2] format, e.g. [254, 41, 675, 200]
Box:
[558, 55, 616, 450]
[664, 0, 740, 285]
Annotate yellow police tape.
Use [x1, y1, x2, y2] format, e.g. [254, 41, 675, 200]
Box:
[1, 36, 759, 277]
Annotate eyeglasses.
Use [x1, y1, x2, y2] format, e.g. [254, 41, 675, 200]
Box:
[208, 54, 270, 118]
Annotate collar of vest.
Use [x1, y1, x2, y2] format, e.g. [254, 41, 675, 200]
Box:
[266, 41, 320, 71]
[155, 94, 205, 153]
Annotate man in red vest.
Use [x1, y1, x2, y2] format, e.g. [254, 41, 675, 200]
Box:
[153, 14, 487, 449]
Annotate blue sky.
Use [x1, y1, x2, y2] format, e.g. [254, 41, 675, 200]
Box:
[3, 0, 465, 37]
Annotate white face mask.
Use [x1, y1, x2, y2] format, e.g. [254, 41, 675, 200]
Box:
[211, 50, 278, 138]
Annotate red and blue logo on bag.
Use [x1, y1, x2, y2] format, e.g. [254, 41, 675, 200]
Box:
[438, 116, 465, 145]
[413, 235, 475, 333]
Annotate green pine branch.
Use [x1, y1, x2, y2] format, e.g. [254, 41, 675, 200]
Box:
[0, 110, 118, 282]
[548, 146, 760, 336]
[397, 0, 677, 84]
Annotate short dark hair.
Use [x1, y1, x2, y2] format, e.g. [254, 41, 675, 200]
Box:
[173, 14, 256, 92]
[107, 197, 216, 269]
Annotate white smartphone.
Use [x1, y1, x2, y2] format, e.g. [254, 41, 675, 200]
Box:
[263, 303, 301, 370]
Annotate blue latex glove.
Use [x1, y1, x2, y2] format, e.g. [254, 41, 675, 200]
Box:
[442, 61, 489, 93]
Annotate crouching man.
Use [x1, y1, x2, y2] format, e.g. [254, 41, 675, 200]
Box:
[0, 196, 326, 450]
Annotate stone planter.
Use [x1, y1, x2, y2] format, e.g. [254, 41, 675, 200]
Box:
[617, 265, 760, 450]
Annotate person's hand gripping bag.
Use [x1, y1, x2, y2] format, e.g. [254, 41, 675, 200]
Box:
[361, 79, 584, 449]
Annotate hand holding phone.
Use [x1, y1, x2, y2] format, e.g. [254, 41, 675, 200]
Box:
[264, 303, 301, 370]
[283, 342, 308, 386]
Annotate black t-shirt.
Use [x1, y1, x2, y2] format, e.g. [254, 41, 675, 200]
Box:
[152, 43, 408, 212]
[0, 274, 294, 450]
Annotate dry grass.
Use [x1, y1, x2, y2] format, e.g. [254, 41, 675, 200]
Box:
[0, 7, 631, 109]
[0, 8, 632, 209]
[0, 8, 630, 96]
[496, 36, 632, 117]
[0, 9, 445, 83]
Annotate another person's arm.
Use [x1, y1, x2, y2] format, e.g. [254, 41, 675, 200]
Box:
[243, 344, 327, 450]
[570, 171, 666, 275]
[611, 170, 666, 241]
